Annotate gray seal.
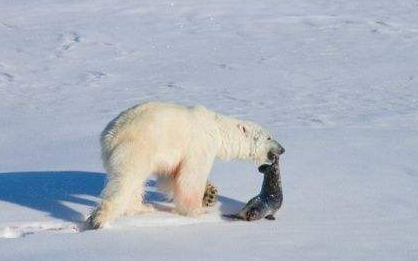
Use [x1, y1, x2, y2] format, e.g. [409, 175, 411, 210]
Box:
[224, 155, 283, 221]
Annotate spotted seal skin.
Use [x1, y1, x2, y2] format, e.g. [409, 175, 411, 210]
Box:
[224, 155, 283, 221]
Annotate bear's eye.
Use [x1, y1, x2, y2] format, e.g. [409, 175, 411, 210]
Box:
[267, 137, 272, 141]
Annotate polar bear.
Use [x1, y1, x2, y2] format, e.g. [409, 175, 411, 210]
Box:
[88, 102, 284, 228]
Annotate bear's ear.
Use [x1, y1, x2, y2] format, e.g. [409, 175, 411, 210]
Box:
[237, 124, 247, 136]
[258, 164, 270, 174]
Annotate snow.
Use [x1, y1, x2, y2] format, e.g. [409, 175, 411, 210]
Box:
[1, 0, 418, 260]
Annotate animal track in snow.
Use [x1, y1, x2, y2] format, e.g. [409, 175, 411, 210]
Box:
[1, 22, 18, 30]
[85, 71, 107, 84]
[165, 82, 183, 90]
[61, 31, 81, 50]
[0, 71, 14, 83]
[0, 222, 82, 239]
[279, 15, 418, 37]
[367, 19, 418, 35]
[55, 31, 81, 57]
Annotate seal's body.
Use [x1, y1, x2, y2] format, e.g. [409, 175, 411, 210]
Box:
[224, 156, 283, 221]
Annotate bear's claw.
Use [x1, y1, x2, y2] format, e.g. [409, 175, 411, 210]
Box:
[86, 215, 102, 230]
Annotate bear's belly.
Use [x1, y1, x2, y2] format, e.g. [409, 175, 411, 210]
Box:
[154, 160, 183, 178]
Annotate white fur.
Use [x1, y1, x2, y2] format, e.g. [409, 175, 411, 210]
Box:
[90, 102, 279, 227]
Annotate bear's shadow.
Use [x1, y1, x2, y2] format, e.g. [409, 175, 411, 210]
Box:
[0, 171, 244, 223]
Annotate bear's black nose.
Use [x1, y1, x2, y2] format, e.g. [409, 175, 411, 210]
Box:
[269, 141, 285, 158]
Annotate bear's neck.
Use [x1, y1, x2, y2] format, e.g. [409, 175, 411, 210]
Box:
[214, 114, 251, 161]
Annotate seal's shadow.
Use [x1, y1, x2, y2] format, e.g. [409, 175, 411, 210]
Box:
[0, 171, 243, 222]
[217, 195, 245, 217]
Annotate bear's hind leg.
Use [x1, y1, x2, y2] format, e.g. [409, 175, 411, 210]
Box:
[157, 175, 218, 207]
[124, 190, 155, 216]
[87, 144, 151, 229]
[88, 173, 147, 229]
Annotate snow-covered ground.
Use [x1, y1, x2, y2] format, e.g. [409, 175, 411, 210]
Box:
[1, 0, 417, 260]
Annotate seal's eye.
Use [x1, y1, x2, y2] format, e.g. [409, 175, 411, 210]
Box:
[267, 137, 272, 141]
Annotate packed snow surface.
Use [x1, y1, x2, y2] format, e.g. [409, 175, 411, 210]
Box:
[1, 0, 417, 260]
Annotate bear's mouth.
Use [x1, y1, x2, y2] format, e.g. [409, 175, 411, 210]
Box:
[267, 147, 283, 161]
[267, 151, 277, 161]
[268, 142, 285, 160]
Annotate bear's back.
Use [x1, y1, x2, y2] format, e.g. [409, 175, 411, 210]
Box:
[100, 102, 216, 151]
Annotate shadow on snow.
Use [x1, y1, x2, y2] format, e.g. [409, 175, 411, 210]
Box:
[0, 171, 244, 222]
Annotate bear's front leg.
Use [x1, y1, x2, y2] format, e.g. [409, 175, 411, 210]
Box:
[173, 161, 212, 216]
[156, 176, 218, 207]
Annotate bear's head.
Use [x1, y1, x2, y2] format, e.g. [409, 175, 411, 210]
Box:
[236, 121, 285, 164]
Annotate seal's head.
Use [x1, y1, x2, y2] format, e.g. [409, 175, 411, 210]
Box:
[258, 163, 272, 175]
[258, 154, 280, 175]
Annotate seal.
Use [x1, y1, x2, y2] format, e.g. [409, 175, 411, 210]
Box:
[223, 155, 283, 221]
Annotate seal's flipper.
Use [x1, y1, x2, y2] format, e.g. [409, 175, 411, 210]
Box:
[222, 214, 244, 220]
[245, 209, 262, 221]
[265, 214, 275, 220]
[258, 164, 270, 174]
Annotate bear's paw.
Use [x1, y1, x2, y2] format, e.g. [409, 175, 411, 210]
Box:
[202, 181, 218, 207]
